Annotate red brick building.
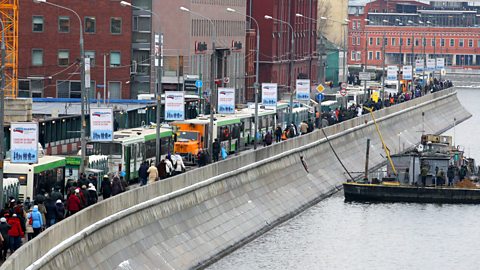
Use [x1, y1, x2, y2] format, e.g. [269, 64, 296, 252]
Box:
[19, 1, 132, 99]
[348, 0, 480, 70]
[249, 0, 317, 98]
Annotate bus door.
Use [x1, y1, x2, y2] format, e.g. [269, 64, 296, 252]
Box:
[124, 146, 131, 182]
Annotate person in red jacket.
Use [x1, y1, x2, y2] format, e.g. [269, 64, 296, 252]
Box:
[7, 214, 23, 252]
[66, 189, 82, 217]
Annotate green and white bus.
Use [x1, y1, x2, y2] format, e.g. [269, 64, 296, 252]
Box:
[87, 127, 173, 182]
[4, 155, 66, 201]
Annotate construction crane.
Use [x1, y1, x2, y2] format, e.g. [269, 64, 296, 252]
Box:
[0, 0, 17, 98]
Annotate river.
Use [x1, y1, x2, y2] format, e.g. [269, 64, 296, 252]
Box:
[207, 87, 480, 270]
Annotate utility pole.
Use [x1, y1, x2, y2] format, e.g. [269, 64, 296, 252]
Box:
[363, 30, 368, 103]
[381, 31, 386, 105]
[103, 53, 107, 104]
[0, 20, 5, 206]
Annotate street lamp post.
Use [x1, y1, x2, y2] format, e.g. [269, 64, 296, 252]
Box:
[265, 15, 295, 125]
[120, 1, 164, 164]
[0, 20, 5, 205]
[180, 7, 217, 162]
[227, 8, 260, 150]
[34, 0, 87, 175]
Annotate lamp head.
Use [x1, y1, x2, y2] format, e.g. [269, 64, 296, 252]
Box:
[344, 18, 351, 22]
[33, 0, 46, 3]
[120, 1, 131, 7]
[180, 6, 190, 12]
[226, 8, 236, 13]
[320, 16, 327, 20]
[364, 18, 370, 22]
[295, 13, 304, 18]
[264, 15, 273, 20]
[382, 19, 388, 23]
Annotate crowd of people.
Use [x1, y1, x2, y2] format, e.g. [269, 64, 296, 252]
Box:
[138, 154, 187, 185]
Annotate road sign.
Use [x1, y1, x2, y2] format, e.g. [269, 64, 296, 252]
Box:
[184, 79, 198, 91]
[316, 84, 325, 93]
[340, 89, 347, 96]
[359, 72, 371, 81]
[223, 77, 230, 84]
[316, 93, 324, 102]
[195, 80, 203, 88]
[341, 82, 347, 89]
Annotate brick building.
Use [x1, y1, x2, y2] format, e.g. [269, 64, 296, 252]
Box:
[250, 0, 318, 98]
[19, 1, 132, 99]
[348, 0, 480, 70]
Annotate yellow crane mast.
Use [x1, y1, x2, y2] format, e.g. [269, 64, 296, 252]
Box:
[0, 0, 17, 98]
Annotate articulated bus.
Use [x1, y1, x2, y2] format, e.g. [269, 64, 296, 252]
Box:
[4, 156, 66, 201]
[87, 127, 173, 182]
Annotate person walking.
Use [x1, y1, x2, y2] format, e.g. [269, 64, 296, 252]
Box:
[27, 205, 43, 239]
[275, 126, 282, 143]
[264, 131, 273, 146]
[138, 161, 149, 186]
[0, 217, 10, 260]
[55, 200, 65, 223]
[447, 165, 455, 186]
[87, 183, 98, 206]
[111, 176, 124, 196]
[212, 139, 220, 162]
[100, 175, 112, 199]
[7, 214, 23, 252]
[147, 162, 159, 184]
[172, 154, 186, 175]
[44, 197, 57, 227]
[66, 190, 82, 217]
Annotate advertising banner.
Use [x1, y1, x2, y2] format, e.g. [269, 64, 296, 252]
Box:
[426, 59, 436, 72]
[217, 88, 235, 114]
[436, 58, 445, 70]
[261, 83, 277, 108]
[415, 59, 424, 72]
[90, 108, 114, 141]
[402, 65, 413, 80]
[387, 66, 398, 80]
[11, 122, 39, 164]
[164, 91, 185, 121]
[295, 79, 310, 101]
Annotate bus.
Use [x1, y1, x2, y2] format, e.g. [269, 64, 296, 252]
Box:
[4, 156, 66, 201]
[87, 126, 173, 182]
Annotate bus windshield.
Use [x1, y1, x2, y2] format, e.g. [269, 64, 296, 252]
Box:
[91, 142, 122, 156]
[178, 131, 198, 142]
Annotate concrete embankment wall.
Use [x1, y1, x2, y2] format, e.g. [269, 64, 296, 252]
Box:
[2, 88, 470, 270]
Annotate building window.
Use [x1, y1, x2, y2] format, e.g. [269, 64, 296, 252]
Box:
[352, 21, 356, 30]
[376, 51, 381, 60]
[376, 38, 380, 46]
[110, 51, 121, 67]
[108, 81, 121, 99]
[110, 17, 122, 34]
[431, 39, 436, 47]
[441, 39, 445, 47]
[19, 80, 43, 98]
[85, 51, 95, 67]
[85, 17, 96, 33]
[57, 81, 81, 98]
[352, 37, 356, 45]
[450, 39, 455, 47]
[356, 21, 361, 29]
[58, 50, 69, 66]
[415, 39, 419, 46]
[356, 37, 360, 45]
[351, 51, 356, 60]
[32, 49, 43, 66]
[368, 51, 373, 60]
[407, 38, 411, 46]
[391, 38, 396, 46]
[32, 16, 44, 32]
[459, 39, 464, 47]
[133, 16, 151, 32]
[468, 39, 473, 47]
[399, 38, 403, 46]
[58, 16, 70, 33]
[357, 52, 361, 60]
[369, 37, 373, 45]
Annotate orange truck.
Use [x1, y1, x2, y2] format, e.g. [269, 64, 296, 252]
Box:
[172, 120, 210, 163]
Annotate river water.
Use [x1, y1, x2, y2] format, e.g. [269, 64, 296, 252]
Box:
[208, 87, 480, 270]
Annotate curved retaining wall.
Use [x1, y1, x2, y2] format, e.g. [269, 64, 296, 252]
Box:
[1, 88, 471, 270]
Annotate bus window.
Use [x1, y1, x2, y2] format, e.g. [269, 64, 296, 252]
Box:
[4, 174, 27, 186]
[92, 142, 122, 156]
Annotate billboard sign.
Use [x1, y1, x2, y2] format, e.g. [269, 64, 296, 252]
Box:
[387, 66, 398, 81]
[217, 87, 235, 114]
[261, 83, 277, 108]
[436, 58, 445, 70]
[415, 59, 424, 72]
[295, 79, 310, 101]
[10, 122, 39, 164]
[90, 108, 114, 141]
[402, 65, 413, 80]
[426, 59, 436, 72]
[164, 91, 185, 121]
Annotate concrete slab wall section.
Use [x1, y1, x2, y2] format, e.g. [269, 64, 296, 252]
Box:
[1, 88, 471, 270]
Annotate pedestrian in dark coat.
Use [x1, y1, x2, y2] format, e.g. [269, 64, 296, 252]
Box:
[100, 175, 112, 199]
[44, 197, 57, 227]
[138, 161, 149, 186]
[111, 177, 124, 196]
[55, 200, 65, 222]
[212, 139, 220, 162]
[157, 160, 167, 179]
[275, 126, 282, 143]
[0, 217, 10, 260]
[87, 183, 98, 206]
[264, 131, 273, 146]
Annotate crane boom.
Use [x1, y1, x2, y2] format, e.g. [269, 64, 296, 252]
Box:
[0, 0, 18, 98]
